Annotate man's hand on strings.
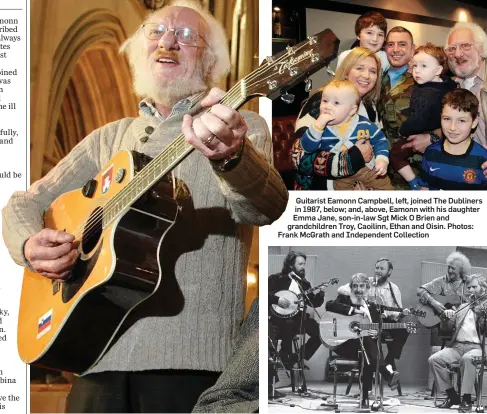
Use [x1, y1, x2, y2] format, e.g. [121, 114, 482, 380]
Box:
[24, 229, 79, 280]
[278, 297, 291, 309]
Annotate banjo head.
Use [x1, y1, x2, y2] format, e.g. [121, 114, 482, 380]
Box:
[271, 290, 300, 318]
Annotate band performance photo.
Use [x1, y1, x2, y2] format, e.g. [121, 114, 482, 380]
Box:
[268, 246, 487, 413]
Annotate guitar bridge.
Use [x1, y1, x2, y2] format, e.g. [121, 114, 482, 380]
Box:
[52, 280, 60, 295]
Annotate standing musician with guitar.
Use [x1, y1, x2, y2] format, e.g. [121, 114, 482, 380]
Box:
[2, 1, 289, 412]
[336, 258, 411, 371]
[268, 251, 326, 371]
[429, 274, 487, 413]
[326, 273, 401, 408]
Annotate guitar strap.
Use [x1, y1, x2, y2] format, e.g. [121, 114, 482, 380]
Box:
[389, 281, 401, 309]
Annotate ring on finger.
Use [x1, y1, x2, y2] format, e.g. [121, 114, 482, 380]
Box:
[203, 135, 216, 148]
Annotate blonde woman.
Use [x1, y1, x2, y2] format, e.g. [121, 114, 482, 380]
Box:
[293, 47, 386, 190]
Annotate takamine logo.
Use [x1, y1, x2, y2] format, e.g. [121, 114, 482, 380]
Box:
[463, 169, 477, 183]
[275, 50, 315, 74]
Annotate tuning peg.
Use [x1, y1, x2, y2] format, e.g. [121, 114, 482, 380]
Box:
[265, 56, 274, 64]
[281, 93, 295, 104]
[304, 78, 312, 92]
[307, 35, 317, 44]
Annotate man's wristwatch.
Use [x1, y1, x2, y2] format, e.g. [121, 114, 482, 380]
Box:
[211, 138, 245, 172]
[429, 132, 441, 144]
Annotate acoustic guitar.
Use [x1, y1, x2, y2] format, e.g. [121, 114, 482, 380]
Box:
[415, 294, 463, 327]
[17, 29, 340, 373]
[319, 313, 417, 348]
[270, 277, 339, 318]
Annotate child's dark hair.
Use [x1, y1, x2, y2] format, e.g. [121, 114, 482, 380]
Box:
[355, 11, 387, 36]
[442, 89, 479, 119]
[414, 43, 447, 74]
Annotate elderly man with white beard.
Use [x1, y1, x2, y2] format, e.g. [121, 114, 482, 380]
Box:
[445, 22, 487, 148]
[1, 1, 288, 412]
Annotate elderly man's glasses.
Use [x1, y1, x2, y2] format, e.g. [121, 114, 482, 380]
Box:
[142, 23, 206, 47]
[444, 42, 476, 55]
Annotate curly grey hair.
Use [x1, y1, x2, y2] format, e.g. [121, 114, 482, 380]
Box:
[349, 272, 370, 290]
[446, 22, 487, 58]
[120, 0, 230, 90]
[446, 251, 471, 280]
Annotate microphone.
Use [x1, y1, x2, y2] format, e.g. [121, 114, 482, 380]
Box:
[290, 271, 302, 281]
[352, 326, 362, 334]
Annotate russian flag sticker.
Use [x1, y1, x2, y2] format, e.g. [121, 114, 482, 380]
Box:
[37, 309, 53, 339]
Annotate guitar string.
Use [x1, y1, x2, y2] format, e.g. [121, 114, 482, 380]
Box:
[69, 37, 325, 243]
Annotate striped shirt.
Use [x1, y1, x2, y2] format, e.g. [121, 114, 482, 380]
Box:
[300, 114, 389, 169]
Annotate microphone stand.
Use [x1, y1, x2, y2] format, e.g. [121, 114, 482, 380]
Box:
[371, 276, 384, 412]
[293, 274, 310, 395]
[476, 305, 487, 413]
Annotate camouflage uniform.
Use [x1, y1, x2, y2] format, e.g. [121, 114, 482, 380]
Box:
[377, 71, 418, 188]
[377, 71, 415, 145]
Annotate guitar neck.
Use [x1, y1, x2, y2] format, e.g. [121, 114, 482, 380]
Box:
[359, 322, 408, 330]
[368, 303, 402, 312]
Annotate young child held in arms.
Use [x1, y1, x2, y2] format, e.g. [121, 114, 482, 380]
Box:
[337, 11, 389, 74]
[299, 80, 392, 190]
[419, 89, 487, 190]
[390, 43, 456, 190]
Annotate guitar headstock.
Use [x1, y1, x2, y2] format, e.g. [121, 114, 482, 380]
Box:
[405, 322, 417, 334]
[329, 278, 339, 285]
[243, 29, 339, 101]
[410, 308, 426, 318]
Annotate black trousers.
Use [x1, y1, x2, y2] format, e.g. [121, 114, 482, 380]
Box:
[334, 338, 391, 394]
[66, 370, 220, 413]
[271, 314, 322, 361]
[382, 328, 409, 363]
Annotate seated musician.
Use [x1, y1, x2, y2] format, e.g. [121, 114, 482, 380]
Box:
[268, 251, 325, 369]
[326, 273, 400, 408]
[417, 252, 471, 315]
[336, 258, 410, 370]
[429, 274, 487, 413]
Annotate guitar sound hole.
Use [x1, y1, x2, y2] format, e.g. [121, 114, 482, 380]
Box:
[81, 207, 103, 254]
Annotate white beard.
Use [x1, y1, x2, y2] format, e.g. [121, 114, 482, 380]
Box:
[132, 57, 208, 107]
[350, 293, 367, 306]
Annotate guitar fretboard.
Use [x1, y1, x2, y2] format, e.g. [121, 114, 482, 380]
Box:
[358, 323, 409, 330]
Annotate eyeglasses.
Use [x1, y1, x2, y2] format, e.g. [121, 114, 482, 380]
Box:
[142, 23, 207, 47]
[444, 42, 476, 55]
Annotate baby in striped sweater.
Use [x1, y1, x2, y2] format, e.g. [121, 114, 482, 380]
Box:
[299, 80, 392, 190]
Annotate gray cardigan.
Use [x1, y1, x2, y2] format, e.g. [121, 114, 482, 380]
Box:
[2, 94, 287, 374]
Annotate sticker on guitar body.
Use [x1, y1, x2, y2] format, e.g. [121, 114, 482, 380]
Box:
[37, 309, 53, 339]
[101, 164, 114, 194]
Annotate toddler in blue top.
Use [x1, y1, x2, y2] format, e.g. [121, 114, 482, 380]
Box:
[299, 80, 392, 190]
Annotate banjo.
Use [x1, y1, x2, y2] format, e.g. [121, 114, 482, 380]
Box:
[271, 277, 339, 318]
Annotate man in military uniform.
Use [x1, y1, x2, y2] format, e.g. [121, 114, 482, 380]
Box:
[377, 27, 436, 187]
[377, 26, 415, 146]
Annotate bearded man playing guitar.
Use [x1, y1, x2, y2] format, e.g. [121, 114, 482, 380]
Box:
[336, 258, 411, 370]
[326, 273, 400, 408]
[268, 251, 325, 371]
[2, 1, 289, 412]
